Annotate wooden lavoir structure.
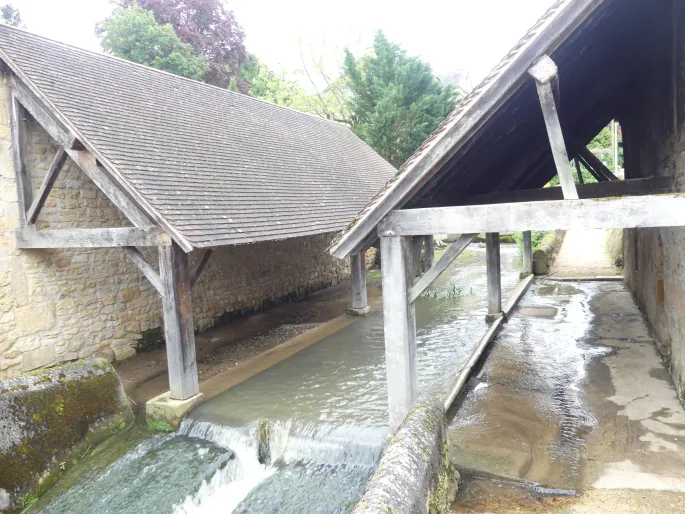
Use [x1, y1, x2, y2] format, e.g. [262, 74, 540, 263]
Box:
[1, 26, 396, 400]
[331, 0, 685, 431]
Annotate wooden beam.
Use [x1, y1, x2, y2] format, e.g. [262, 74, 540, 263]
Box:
[15, 227, 171, 248]
[159, 242, 199, 400]
[11, 79, 72, 148]
[486, 233, 502, 317]
[423, 236, 435, 273]
[522, 231, 533, 277]
[350, 251, 369, 311]
[380, 236, 417, 433]
[410, 236, 424, 278]
[189, 249, 213, 290]
[409, 234, 478, 303]
[9, 92, 32, 225]
[529, 56, 579, 200]
[124, 247, 163, 295]
[577, 146, 619, 182]
[26, 148, 68, 224]
[379, 194, 685, 236]
[465, 177, 676, 205]
[575, 159, 584, 184]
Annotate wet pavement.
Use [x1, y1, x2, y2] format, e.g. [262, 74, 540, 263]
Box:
[451, 279, 685, 511]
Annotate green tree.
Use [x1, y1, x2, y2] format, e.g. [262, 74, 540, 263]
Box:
[343, 31, 457, 167]
[1, 4, 23, 28]
[241, 55, 316, 112]
[99, 6, 209, 81]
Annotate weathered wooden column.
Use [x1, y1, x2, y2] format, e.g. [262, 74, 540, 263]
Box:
[486, 233, 502, 319]
[159, 241, 200, 400]
[424, 236, 435, 272]
[349, 251, 370, 315]
[522, 231, 533, 277]
[381, 235, 417, 433]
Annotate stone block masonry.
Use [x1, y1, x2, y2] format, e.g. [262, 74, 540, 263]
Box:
[0, 75, 350, 379]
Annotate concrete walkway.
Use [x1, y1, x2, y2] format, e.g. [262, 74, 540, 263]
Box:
[450, 279, 685, 512]
[551, 229, 620, 278]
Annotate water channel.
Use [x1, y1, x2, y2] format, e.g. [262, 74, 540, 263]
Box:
[33, 244, 522, 514]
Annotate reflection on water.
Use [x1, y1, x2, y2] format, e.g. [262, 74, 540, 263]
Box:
[37, 244, 522, 514]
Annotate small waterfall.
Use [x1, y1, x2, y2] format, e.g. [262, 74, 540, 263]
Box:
[172, 418, 385, 513]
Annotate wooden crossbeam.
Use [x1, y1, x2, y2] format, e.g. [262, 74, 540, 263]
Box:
[577, 146, 619, 182]
[15, 227, 171, 248]
[26, 148, 68, 224]
[409, 234, 477, 303]
[189, 249, 213, 290]
[464, 177, 675, 205]
[379, 194, 685, 236]
[124, 247, 163, 295]
[528, 55, 579, 200]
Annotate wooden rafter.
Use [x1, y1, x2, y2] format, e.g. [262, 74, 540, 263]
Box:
[379, 193, 685, 236]
[26, 148, 67, 224]
[577, 146, 619, 182]
[8, 87, 32, 226]
[15, 227, 171, 248]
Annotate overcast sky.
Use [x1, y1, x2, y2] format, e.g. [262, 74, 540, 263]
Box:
[12, 0, 556, 86]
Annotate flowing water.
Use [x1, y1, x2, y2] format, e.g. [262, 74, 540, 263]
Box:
[35, 244, 522, 514]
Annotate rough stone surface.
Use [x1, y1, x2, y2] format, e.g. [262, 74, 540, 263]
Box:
[622, 10, 685, 406]
[353, 395, 458, 514]
[0, 84, 351, 378]
[0, 359, 133, 510]
[146, 390, 205, 431]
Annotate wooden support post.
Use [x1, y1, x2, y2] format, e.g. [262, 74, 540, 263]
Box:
[522, 231, 533, 277]
[575, 159, 584, 185]
[349, 251, 370, 315]
[486, 233, 502, 319]
[424, 236, 435, 273]
[159, 242, 199, 400]
[410, 237, 424, 278]
[381, 236, 417, 433]
[9, 93, 32, 226]
[528, 55, 579, 200]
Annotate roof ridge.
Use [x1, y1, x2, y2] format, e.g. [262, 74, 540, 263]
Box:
[0, 23, 347, 128]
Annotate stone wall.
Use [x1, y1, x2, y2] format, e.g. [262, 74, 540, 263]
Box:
[622, 2, 685, 401]
[0, 75, 351, 379]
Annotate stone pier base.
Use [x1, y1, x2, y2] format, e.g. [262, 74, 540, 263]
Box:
[146, 391, 205, 431]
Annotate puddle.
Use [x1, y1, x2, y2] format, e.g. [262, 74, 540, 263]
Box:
[536, 284, 582, 296]
[519, 306, 558, 318]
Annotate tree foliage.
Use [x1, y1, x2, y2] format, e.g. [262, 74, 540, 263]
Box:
[241, 55, 316, 112]
[1, 3, 23, 28]
[343, 31, 457, 167]
[110, 0, 247, 91]
[99, 6, 209, 81]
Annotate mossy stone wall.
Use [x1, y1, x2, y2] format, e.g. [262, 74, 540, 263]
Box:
[0, 359, 133, 511]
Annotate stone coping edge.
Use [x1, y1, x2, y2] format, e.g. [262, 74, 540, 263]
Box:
[353, 395, 458, 514]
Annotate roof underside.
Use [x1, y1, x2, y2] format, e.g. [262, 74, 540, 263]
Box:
[0, 27, 396, 248]
[331, 0, 661, 256]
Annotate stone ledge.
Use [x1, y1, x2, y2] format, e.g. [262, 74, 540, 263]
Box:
[346, 306, 371, 317]
[353, 395, 459, 514]
[146, 391, 205, 431]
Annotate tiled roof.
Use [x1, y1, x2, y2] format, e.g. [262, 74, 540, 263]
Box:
[329, 0, 602, 258]
[0, 26, 396, 249]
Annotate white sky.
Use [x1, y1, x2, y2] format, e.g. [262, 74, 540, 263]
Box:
[12, 0, 556, 86]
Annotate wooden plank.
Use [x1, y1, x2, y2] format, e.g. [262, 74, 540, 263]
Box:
[409, 234, 478, 303]
[486, 233, 502, 316]
[350, 251, 368, 310]
[577, 146, 619, 181]
[11, 79, 72, 148]
[522, 231, 533, 277]
[529, 56, 579, 200]
[464, 177, 676, 205]
[26, 148, 67, 224]
[379, 194, 685, 236]
[380, 235, 417, 433]
[65, 149, 153, 227]
[189, 249, 213, 290]
[124, 247, 163, 295]
[15, 227, 171, 248]
[329, 0, 604, 259]
[9, 93, 32, 225]
[159, 242, 199, 400]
